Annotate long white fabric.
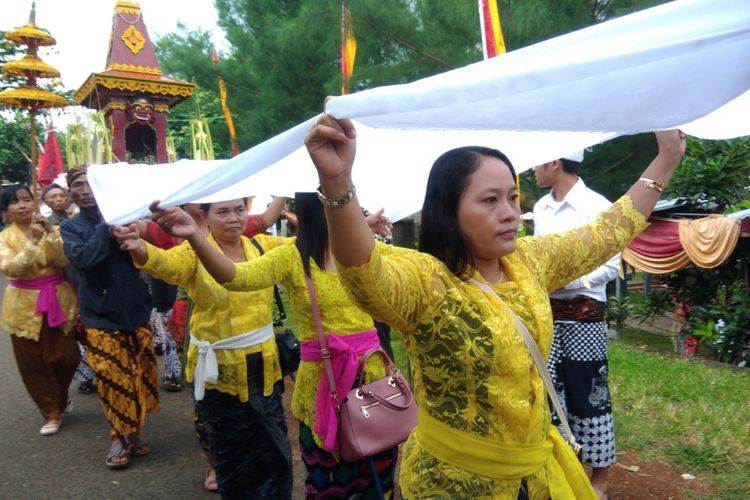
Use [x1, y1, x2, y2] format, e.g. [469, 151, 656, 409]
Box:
[89, 0, 750, 224]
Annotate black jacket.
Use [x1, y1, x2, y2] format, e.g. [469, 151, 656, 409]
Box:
[60, 209, 151, 330]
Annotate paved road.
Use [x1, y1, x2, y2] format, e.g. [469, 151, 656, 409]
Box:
[0, 274, 304, 499]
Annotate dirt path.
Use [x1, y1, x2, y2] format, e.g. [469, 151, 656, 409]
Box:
[608, 451, 713, 499]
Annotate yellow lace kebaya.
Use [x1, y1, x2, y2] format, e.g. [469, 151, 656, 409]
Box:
[224, 241, 389, 449]
[136, 233, 287, 401]
[0, 225, 77, 340]
[337, 196, 648, 499]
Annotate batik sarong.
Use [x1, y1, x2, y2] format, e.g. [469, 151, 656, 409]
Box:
[85, 325, 160, 437]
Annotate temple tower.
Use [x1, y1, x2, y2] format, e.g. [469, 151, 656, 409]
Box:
[74, 0, 194, 163]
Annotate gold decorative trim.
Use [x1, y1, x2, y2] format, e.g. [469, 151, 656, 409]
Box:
[74, 75, 195, 104]
[116, 6, 141, 15]
[102, 102, 128, 115]
[154, 104, 170, 113]
[121, 25, 146, 55]
[108, 63, 162, 76]
[115, 1, 142, 15]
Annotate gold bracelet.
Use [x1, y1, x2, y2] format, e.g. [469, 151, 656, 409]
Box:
[639, 177, 664, 193]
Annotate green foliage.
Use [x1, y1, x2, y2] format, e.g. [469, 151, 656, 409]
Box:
[155, 27, 232, 159]
[607, 295, 632, 329]
[688, 282, 750, 364]
[668, 136, 750, 212]
[632, 289, 672, 323]
[0, 113, 36, 183]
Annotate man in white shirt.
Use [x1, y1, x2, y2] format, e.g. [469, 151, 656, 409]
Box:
[533, 151, 618, 500]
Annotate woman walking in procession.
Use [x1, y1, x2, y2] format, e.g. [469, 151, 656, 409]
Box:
[143, 192, 398, 499]
[0, 184, 79, 436]
[112, 198, 293, 499]
[302, 114, 685, 499]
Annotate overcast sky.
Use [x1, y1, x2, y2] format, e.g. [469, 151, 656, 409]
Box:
[4, 0, 226, 127]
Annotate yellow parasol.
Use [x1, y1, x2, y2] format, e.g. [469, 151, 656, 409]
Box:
[0, 2, 67, 206]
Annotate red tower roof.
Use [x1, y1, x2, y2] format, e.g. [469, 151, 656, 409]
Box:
[75, 0, 193, 107]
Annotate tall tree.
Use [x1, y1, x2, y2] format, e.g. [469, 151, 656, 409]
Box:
[0, 112, 36, 183]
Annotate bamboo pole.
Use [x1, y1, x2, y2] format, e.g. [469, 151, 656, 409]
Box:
[29, 107, 40, 211]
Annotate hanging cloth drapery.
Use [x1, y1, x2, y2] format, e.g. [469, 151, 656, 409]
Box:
[679, 215, 741, 269]
[623, 215, 745, 274]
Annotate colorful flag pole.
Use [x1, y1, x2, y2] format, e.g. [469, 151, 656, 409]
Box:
[478, 0, 507, 59]
[341, 4, 357, 95]
[213, 50, 240, 156]
[478, 0, 518, 201]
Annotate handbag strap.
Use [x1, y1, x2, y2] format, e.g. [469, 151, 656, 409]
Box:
[470, 278, 581, 453]
[249, 237, 286, 321]
[304, 272, 341, 409]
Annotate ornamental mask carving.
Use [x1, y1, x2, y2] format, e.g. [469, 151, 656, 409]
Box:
[127, 95, 154, 125]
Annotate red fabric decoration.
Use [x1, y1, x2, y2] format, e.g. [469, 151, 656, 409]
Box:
[37, 126, 65, 188]
[627, 219, 683, 258]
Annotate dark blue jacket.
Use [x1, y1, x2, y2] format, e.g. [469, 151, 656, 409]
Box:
[60, 208, 151, 331]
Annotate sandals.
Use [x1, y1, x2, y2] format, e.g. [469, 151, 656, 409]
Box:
[40, 419, 61, 436]
[204, 467, 219, 493]
[124, 433, 151, 457]
[163, 379, 183, 392]
[106, 439, 130, 469]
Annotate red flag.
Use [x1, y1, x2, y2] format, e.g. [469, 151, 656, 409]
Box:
[37, 126, 64, 188]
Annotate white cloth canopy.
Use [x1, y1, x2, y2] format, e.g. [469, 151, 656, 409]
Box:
[88, 0, 750, 225]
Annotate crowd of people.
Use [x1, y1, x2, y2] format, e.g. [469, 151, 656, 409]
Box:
[0, 115, 685, 499]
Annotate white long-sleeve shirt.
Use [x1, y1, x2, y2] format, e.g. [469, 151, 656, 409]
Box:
[533, 178, 620, 303]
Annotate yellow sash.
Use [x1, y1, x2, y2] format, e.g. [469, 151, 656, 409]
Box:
[415, 409, 596, 499]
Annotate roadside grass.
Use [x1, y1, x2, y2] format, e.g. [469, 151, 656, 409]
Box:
[610, 341, 750, 498]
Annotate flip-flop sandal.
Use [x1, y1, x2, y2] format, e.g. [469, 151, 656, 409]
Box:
[204, 467, 219, 493]
[106, 440, 130, 469]
[163, 379, 183, 392]
[124, 434, 151, 457]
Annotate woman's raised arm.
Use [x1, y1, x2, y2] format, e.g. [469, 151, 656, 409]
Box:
[625, 129, 686, 218]
[305, 114, 374, 267]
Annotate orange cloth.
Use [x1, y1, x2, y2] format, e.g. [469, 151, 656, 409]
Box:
[678, 215, 741, 269]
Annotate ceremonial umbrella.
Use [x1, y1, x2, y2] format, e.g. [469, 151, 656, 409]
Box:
[0, 2, 67, 205]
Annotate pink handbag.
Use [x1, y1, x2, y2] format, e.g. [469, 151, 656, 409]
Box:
[305, 274, 418, 462]
[337, 348, 418, 461]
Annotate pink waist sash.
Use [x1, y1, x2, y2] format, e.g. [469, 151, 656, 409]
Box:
[300, 329, 380, 452]
[10, 274, 67, 328]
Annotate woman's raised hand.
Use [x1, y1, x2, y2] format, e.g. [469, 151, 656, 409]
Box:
[304, 113, 357, 185]
[30, 214, 50, 241]
[654, 129, 687, 161]
[149, 200, 198, 239]
[365, 208, 393, 238]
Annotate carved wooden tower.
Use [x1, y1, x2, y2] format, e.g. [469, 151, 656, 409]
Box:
[74, 0, 194, 163]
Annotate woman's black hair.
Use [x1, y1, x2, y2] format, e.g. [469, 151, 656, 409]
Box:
[199, 197, 248, 214]
[0, 184, 31, 212]
[294, 192, 328, 277]
[418, 146, 516, 279]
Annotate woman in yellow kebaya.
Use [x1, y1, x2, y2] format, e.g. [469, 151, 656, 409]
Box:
[302, 114, 686, 500]
[144, 192, 397, 499]
[0, 184, 79, 436]
[113, 198, 292, 499]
